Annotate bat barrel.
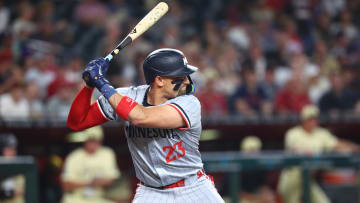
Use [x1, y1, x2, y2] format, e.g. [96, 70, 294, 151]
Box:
[104, 2, 168, 62]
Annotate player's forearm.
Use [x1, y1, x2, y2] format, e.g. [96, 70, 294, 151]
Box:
[109, 92, 124, 108]
[62, 181, 89, 192]
[91, 178, 115, 188]
[108, 93, 148, 126]
[335, 139, 360, 152]
[108, 93, 163, 127]
[108, 93, 185, 128]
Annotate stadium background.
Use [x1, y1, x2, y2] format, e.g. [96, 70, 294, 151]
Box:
[1, 0, 360, 202]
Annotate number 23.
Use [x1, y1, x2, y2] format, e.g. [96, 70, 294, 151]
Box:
[162, 141, 186, 163]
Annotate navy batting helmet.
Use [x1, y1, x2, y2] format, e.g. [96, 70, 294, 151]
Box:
[143, 48, 198, 94]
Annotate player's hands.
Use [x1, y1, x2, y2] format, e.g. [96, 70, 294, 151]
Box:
[82, 58, 110, 88]
[82, 58, 117, 100]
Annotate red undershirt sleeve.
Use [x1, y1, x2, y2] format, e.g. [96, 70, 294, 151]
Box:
[67, 86, 108, 131]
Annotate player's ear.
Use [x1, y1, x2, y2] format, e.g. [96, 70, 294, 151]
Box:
[154, 76, 165, 87]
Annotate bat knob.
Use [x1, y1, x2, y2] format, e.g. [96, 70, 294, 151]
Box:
[104, 55, 113, 62]
[82, 72, 90, 82]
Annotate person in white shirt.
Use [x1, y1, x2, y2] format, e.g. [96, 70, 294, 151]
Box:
[0, 84, 29, 121]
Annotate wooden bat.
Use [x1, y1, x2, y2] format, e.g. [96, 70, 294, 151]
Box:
[104, 2, 169, 61]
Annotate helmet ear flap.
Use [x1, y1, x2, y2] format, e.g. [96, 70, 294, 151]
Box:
[186, 76, 195, 95]
[170, 76, 195, 94]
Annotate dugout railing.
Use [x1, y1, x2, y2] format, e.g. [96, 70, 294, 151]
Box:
[202, 152, 360, 203]
[0, 156, 39, 203]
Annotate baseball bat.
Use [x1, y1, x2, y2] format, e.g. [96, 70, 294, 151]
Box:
[104, 2, 169, 61]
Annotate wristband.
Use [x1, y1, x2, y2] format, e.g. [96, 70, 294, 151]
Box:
[99, 84, 117, 100]
[116, 96, 138, 120]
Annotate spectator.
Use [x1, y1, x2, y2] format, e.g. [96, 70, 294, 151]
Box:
[162, 24, 180, 47]
[226, 24, 250, 51]
[232, 68, 270, 117]
[0, 59, 23, 94]
[334, 10, 358, 41]
[319, 72, 358, 113]
[74, 0, 108, 26]
[274, 54, 319, 89]
[197, 80, 228, 117]
[308, 40, 334, 104]
[213, 50, 241, 96]
[257, 18, 278, 53]
[249, 46, 267, 81]
[47, 67, 72, 98]
[61, 126, 120, 203]
[36, 1, 55, 22]
[24, 54, 56, 98]
[278, 105, 360, 203]
[0, 33, 13, 62]
[25, 81, 44, 120]
[342, 65, 360, 93]
[46, 82, 74, 121]
[279, 18, 303, 56]
[330, 33, 350, 66]
[322, 0, 346, 17]
[314, 12, 332, 45]
[0, 0, 10, 37]
[0, 83, 29, 121]
[239, 136, 276, 203]
[260, 65, 278, 101]
[0, 134, 25, 203]
[241, 136, 262, 153]
[275, 78, 311, 114]
[312, 40, 340, 77]
[64, 56, 83, 85]
[12, 2, 36, 39]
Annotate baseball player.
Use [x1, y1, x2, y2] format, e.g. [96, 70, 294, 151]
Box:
[67, 48, 224, 203]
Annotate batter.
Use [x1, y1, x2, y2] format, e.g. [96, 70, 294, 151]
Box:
[67, 48, 224, 203]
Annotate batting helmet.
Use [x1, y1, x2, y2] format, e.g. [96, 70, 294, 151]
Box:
[143, 48, 198, 94]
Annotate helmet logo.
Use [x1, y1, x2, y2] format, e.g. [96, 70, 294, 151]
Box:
[183, 55, 188, 66]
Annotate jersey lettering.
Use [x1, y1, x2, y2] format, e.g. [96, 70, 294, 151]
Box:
[126, 125, 180, 139]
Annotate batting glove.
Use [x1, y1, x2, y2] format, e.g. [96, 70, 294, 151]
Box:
[82, 58, 109, 88]
[82, 58, 116, 99]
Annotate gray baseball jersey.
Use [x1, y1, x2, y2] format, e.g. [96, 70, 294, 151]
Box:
[97, 85, 203, 187]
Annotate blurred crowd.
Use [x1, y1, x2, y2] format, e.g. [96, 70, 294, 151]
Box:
[1, 0, 360, 122]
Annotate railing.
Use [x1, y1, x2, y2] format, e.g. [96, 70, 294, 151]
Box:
[0, 156, 39, 203]
[1, 112, 360, 126]
[202, 151, 360, 203]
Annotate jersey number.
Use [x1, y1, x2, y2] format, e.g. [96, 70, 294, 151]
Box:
[162, 141, 186, 163]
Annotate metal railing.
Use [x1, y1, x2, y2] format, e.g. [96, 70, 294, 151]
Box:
[202, 151, 360, 203]
[0, 156, 39, 203]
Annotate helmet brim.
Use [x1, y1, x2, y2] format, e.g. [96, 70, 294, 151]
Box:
[187, 64, 198, 72]
[165, 64, 198, 78]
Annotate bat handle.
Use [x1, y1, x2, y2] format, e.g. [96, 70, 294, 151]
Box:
[104, 49, 118, 61]
[103, 36, 132, 62]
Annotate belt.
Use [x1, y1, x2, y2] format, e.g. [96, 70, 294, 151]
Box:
[140, 169, 205, 189]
